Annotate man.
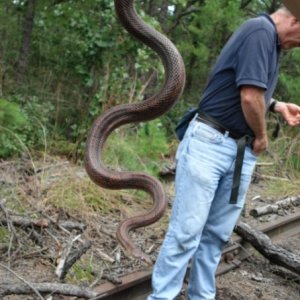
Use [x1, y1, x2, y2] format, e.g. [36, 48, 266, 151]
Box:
[147, 4, 300, 300]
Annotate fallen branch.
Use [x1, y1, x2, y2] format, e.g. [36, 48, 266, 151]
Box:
[253, 174, 290, 181]
[159, 162, 176, 180]
[59, 220, 87, 232]
[256, 162, 274, 166]
[15, 247, 49, 259]
[0, 200, 21, 257]
[0, 282, 97, 298]
[0, 215, 86, 232]
[0, 212, 46, 247]
[95, 248, 115, 263]
[250, 195, 300, 217]
[234, 222, 300, 275]
[0, 262, 44, 300]
[40, 212, 87, 235]
[55, 235, 92, 279]
[26, 227, 44, 246]
[269, 265, 300, 284]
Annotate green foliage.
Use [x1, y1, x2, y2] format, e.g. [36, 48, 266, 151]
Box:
[67, 260, 95, 284]
[0, 99, 27, 157]
[174, 0, 244, 100]
[104, 119, 169, 176]
[47, 138, 77, 157]
[0, 0, 298, 178]
[0, 99, 26, 127]
[259, 177, 300, 199]
[21, 96, 53, 147]
[271, 129, 300, 176]
[261, 117, 300, 182]
[0, 97, 52, 158]
[46, 176, 109, 213]
[0, 227, 10, 246]
[276, 50, 300, 105]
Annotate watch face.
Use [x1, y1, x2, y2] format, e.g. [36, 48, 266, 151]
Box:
[284, 0, 300, 20]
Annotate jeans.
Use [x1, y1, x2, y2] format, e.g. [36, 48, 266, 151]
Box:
[147, 117, 257, 300]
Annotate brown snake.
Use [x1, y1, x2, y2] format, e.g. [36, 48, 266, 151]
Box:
[84, 0, 186, 264]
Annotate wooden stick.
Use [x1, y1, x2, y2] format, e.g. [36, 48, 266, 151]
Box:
[0, 200, 21, 258]
[0, 282, 97, 298]
[0, 215, 86, 232]
[269, 265, 300, 284]
[256, 162, 274, 166]
[250, 195, 300, 217]
[0, 262, 44, 300]
[253, 174, 290, 181]
[95, 248, 115, 263]
[55, 236, 92, 280]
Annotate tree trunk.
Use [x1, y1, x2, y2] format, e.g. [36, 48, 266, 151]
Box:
[15, 0, 37, 85]
[0, 33, 4, 97]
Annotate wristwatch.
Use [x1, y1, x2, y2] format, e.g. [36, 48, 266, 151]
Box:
[269, 99, 277, 113]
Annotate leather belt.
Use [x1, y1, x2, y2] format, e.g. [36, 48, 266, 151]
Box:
[196, 112, 254, 205]
[196, 112, 243, 139]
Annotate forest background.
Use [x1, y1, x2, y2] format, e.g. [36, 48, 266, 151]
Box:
[0, 0, 299, 181]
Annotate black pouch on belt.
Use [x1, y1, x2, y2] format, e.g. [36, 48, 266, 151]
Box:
[175, 107, 198, 141]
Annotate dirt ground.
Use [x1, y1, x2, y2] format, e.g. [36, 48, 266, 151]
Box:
[214, 181, 300, 300]
[215, 233, 300, 300]
[0, 157, 299, 299]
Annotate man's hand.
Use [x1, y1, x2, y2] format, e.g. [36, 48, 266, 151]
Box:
[275, 101, 300, 127]
[252, 134, 268, 156]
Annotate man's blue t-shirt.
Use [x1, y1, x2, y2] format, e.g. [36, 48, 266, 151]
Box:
[198, 13, 281, 136]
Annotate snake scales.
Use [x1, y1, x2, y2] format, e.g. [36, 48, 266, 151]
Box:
[84, 0, 186, 264]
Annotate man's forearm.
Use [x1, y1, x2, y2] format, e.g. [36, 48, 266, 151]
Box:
[240, 86, 268, 155]
[241, 88, 267, 138]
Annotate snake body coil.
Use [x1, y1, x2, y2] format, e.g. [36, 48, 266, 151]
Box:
[85, 0, 186, 264]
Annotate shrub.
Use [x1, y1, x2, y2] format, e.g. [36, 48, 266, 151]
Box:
[0, 99, 28, 157]
[0, 97, 53, 158]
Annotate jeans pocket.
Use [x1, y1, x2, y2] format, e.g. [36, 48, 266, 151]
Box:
[191, 122, 224, 144]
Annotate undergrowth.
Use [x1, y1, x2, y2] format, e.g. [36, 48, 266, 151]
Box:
[0, 97, 52, 158]
[1, 114, 299, 217]
[43, 119, 169, 216]
[0, 116, 299, 287]
[45, 175, 152, 216]
[0, 227, 10, 246]
[103, 120, 169, 176]
[257, 118, 300, 198]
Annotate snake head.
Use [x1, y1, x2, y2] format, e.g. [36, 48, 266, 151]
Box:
[140, 254, 153, 266]
[131, 247, 153, 266]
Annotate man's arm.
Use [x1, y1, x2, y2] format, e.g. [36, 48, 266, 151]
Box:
[269, 98, 300, 127]
[240, 85, 268, 155]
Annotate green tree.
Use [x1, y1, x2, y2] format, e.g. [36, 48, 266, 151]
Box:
[0, 0, 299, 158]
